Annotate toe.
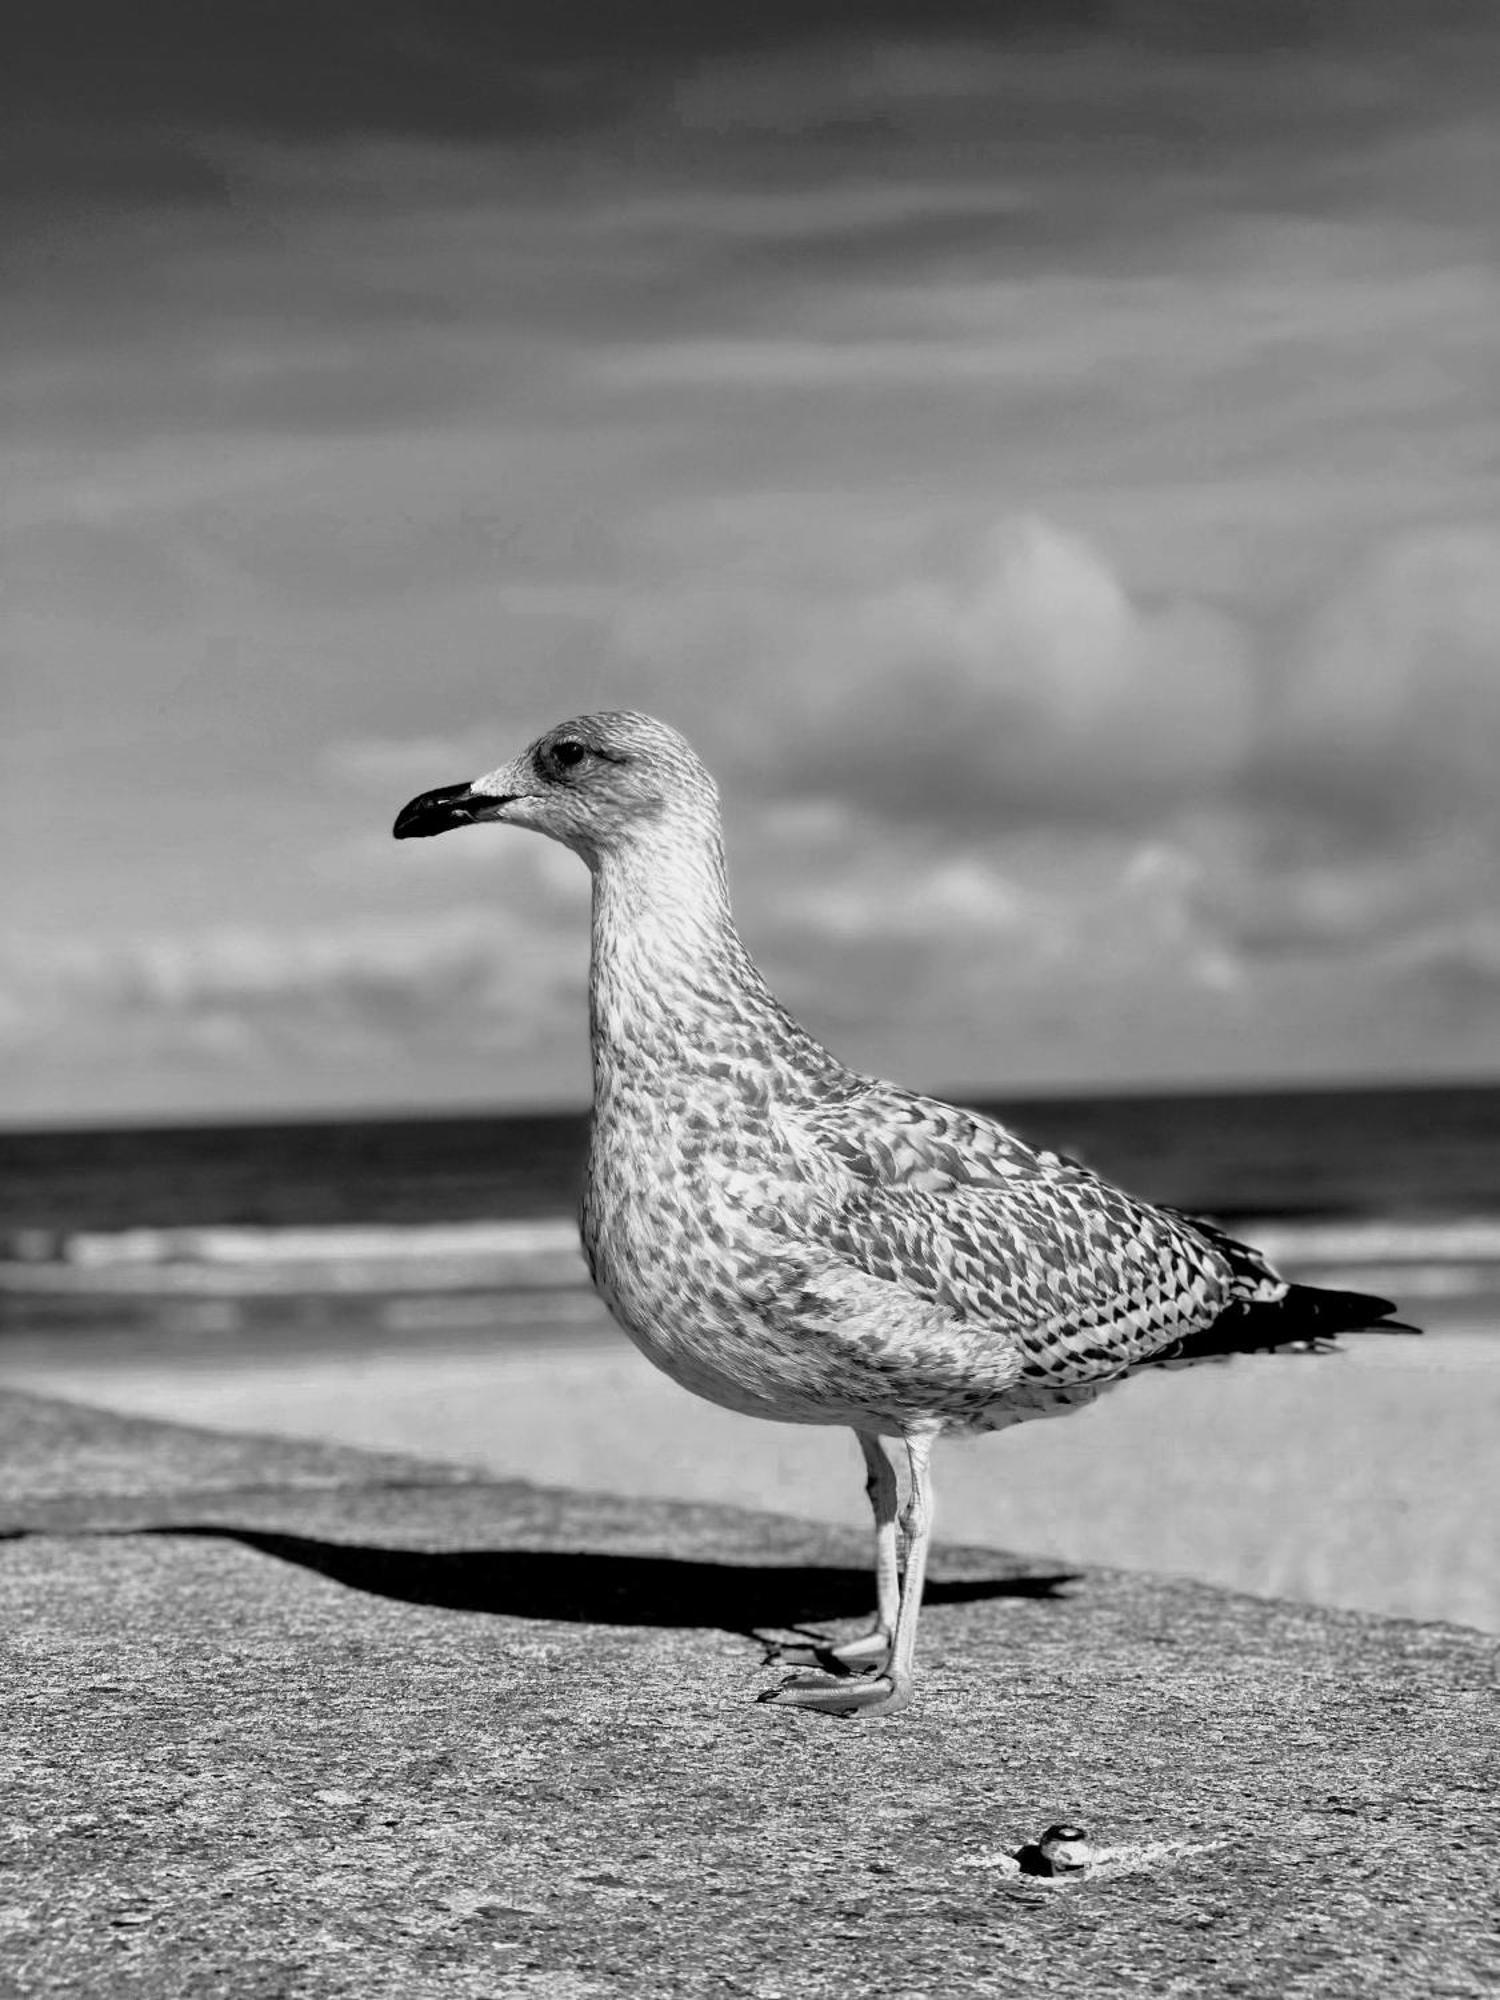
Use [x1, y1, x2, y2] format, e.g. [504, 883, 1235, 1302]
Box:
[828, 1630, 893, 1665]
[758, 1672, 910, 1717]
[763, 1628, 892, 1673]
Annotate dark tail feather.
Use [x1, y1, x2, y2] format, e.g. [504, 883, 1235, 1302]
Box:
[1275, 1283, 1422, 1339]
[1169, 1282, 1422, 1365]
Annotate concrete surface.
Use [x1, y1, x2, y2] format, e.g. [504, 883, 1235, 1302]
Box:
[1, 1387, 1495, 1999]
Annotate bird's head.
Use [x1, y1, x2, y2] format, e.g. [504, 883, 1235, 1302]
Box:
[392, 711, 718, 866]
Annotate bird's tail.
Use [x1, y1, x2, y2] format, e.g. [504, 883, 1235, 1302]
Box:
[1159, 1210, 1422, 1359]
[1174, 1280, 1421, 1363]
[1266, 1280, 1420, 1340]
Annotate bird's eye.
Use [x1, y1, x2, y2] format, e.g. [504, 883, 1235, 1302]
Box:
[550, 739, 589, 771]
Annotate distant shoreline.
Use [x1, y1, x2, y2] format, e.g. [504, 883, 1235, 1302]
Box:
[5, 1212, 1499, 1295]
[3, 1210, 1496, 1360]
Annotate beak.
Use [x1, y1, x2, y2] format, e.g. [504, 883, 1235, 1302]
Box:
[392, 780, 516, 840]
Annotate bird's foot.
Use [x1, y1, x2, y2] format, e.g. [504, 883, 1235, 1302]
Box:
[762, 1626, 892, 1675]
[758, 1669, 911, 1717]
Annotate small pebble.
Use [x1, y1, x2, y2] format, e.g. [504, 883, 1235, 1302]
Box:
[1036, 1824, 1093, 1876]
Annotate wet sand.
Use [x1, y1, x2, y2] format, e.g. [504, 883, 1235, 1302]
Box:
[2, 1298, 1494, 1632]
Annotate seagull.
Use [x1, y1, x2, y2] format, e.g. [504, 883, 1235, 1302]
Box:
[394, 711, 1416, 1718]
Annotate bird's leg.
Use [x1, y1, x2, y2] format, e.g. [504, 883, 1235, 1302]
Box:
[766, 1430, 899, 1671]
[878, 1428, 936, 1700]
[836, 1429, 901, 1662]
[762, 1428, 937, 1717]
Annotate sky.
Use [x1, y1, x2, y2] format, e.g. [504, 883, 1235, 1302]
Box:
[4, 0, 1499, 1122]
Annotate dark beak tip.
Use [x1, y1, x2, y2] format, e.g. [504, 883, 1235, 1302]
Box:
[392, 780, 480, 841]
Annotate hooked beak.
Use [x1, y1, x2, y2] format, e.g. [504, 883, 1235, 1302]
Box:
[392, 780, 516, 840]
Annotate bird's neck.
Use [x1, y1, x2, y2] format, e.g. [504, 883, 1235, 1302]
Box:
[586, 826, 818, 1085]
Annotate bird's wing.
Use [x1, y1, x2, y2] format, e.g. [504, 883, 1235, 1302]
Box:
[779, 1082, 1258, 1386]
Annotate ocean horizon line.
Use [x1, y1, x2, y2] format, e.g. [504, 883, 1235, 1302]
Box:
[4, 1069, 1498, 1139]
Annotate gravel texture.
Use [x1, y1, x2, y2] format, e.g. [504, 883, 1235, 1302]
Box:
[2, 1388, 1495, 1998]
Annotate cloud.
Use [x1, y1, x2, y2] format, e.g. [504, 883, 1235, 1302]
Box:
[19, 1, 1471, 163]
[764, 823, 1243, 996]
[594, 502, 1500, 1092]
[1387, 915, 1500, 1036]
[0, 905, 583, 1065]
[619, 513, 1255, 831]
[1270, 523, 1500, 839]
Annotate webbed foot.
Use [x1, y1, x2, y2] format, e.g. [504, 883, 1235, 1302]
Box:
[763, 1626, 893, 1674]
[757, 1669, 911, 1717]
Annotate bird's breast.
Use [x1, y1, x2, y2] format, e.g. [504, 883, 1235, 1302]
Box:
[582, 1066, 781, 1324]
[578, 1067, 874, 1422]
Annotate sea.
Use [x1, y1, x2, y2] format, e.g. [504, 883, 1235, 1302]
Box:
[3, 1080, 1498, 1345]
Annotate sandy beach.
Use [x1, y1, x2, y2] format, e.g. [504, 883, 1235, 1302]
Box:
[3, 1294, 1494, 1634]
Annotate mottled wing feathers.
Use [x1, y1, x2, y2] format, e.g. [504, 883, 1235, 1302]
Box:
[1156, 1206, 1289, 1304]
[788, 1081, 1065, 1190]
[785, 1084, 1246, 1385]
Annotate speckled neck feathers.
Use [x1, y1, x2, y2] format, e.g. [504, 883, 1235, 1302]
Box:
[586, 797, 827, 1092]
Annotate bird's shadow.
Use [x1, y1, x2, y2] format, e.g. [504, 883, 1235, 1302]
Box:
[128, 1523, 1078, 1641]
